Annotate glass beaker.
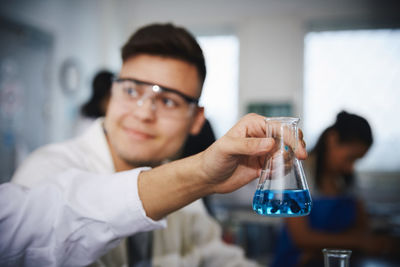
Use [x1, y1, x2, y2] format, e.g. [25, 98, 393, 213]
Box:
[252, 117, 312, 217]
[322, 248, 352, 267]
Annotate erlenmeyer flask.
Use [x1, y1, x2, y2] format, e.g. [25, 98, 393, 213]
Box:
[253, 117, 312, 217]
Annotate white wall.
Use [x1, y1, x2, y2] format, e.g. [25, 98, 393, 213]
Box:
[238, 17, 305, 117]
[112, 0, 399, 125]
[106, 0, 399, 206]
[0, 0, 117, 141]
[1, 0, 398, 140]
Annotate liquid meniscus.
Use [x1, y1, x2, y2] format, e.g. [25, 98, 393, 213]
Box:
[253, 189, 312, 217]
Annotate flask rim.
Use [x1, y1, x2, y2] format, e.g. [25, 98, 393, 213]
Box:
[322, 248, 352, 257]
[265, 117, 299, 124]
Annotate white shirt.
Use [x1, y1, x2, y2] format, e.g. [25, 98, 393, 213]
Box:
[1, 168, 166, 267]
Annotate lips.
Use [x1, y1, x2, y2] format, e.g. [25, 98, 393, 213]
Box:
[123, 126, 155, 140]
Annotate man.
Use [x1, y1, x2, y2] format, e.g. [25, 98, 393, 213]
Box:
[12, 23, 307, 266]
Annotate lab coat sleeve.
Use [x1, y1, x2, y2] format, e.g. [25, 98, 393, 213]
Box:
[0, 168, 166, 267]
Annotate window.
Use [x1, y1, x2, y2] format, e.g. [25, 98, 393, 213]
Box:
[304, 29, 400, 172]
[197, 35, 239, 138]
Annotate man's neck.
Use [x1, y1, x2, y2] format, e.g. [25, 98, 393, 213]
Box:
[114, 158, 164, 172]
[107, 142, 163, 172]
[103, 133, 134, 172]
[114, 157, 136, 172]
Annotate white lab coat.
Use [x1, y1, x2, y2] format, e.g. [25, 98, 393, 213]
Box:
[12, 119, 260, 267]
[1, 168, 165, 267]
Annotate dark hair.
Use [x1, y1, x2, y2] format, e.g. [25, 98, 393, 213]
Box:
[181, 119, 216, 217]
[312, 111, 373, 187]
[81, 70, 113, 118]
[182, 119, 216, 157]
[121, 23, 206, 87]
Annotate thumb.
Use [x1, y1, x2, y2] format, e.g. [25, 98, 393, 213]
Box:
[225, 136, 275, 156]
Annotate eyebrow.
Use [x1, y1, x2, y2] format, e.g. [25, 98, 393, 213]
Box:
[114, 77, 199, 104]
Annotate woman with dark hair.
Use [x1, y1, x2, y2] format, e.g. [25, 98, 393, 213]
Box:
[271, 111, 397, 267]
[74, 70, 113, 134]
[81, 70, 113, 118]
[308, 111, 373, 191]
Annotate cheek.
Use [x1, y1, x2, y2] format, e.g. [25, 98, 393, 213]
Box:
[332, 150, 355, 173]
[105, 101, 128, 126]
[327, 148, 347, 170]
[158, 120, 190, 146]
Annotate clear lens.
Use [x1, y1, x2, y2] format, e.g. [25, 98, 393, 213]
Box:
[112, 81, 195, 118]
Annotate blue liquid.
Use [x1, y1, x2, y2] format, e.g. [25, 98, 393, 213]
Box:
[253, 189, 312, 217]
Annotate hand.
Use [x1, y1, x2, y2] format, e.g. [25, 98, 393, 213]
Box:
[138, 113, 307, 220]
[199, 113, 307, 194]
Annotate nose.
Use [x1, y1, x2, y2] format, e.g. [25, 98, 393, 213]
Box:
[133, 95, 156, 121]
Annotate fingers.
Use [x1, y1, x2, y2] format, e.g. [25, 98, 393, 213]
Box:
[221, 114, 307, 162]
[298, 128, 303, 140]
[227, 113, 267, 138]
[263, 148, 294, 179]
[223, 136, 275, 157]
[264, 121, 308, 160]
[298, 129, 306, 149]
[295, 143, 308, 160]
[296, 129, 307, 160]
[241, 137, 275, 156]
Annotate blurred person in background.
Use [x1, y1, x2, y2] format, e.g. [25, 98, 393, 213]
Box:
[74, 70, 114, 135]
[11, 23, 307, 267]
[271, 111, 399, 267]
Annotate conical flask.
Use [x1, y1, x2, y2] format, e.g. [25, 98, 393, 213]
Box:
[253, 117, 312, 217]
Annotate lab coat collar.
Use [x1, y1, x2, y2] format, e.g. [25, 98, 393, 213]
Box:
[76, 118, 115, 173]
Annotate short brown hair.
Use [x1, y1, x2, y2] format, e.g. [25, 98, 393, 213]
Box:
[122, 23, 206, 86]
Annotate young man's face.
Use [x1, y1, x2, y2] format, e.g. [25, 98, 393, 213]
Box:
[104, 54, 205, 170]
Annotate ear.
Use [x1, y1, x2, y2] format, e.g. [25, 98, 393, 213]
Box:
[189, 106, 206, 135]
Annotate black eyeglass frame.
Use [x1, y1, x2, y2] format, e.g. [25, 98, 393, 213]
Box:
[113, 77, 200, 105]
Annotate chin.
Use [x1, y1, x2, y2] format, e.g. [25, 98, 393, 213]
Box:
[116, 142, 180, 165]
[119, 152, 165, 166]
